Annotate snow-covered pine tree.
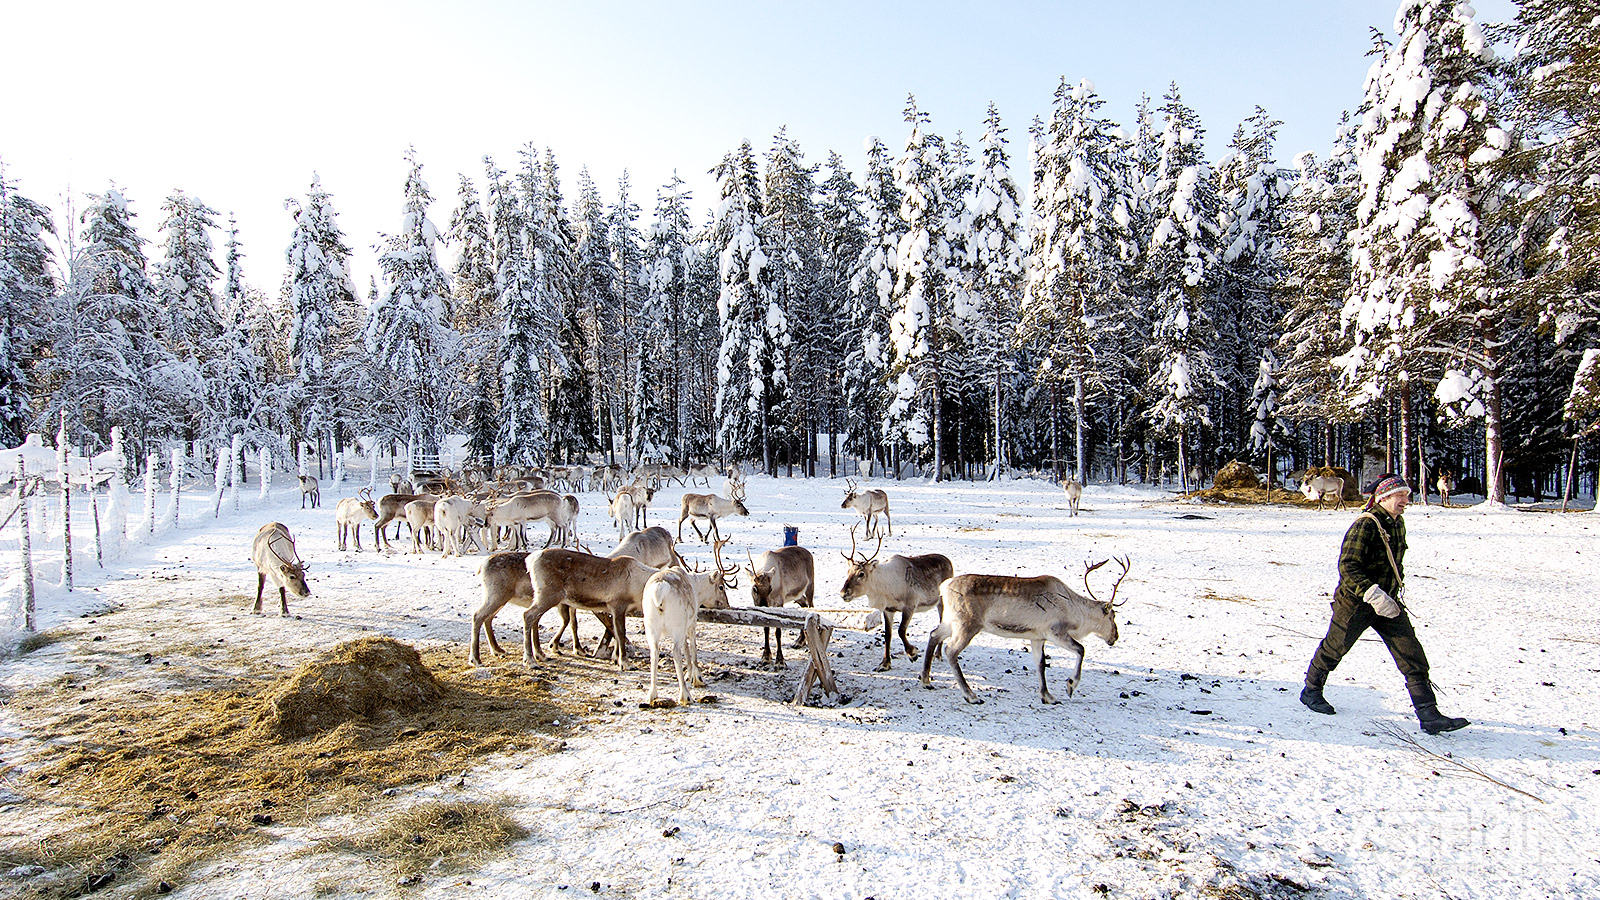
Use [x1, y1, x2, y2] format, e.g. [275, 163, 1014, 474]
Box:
[640, 173, 696, 460]
[609, 172, 650, 463]
[48, 187, 178, 450]
[844, 136, 902, 473]
[532, 148, 594, 463]
[365, 149, 460, 457]
[816, 151, 867, 477]
[1140, 84, 1221, 488]
[1275, 122, 1362, 467]
[202, 220, 275, 455]
[712, 140, 788, 469]
[682, 211, 723, 462]
[964, 104, 1026, 479]
[573, 167, 620, 462]
[1214, 107, 1289, 455]
[763, 128, 821, 473]
[447, 173, 500, 466]
[1499, 0, 1600, 438]
[1024, 81, 1137, 482]
[1344, 0, 1511, 502]
[155, 190, 223, 361]
[283, 174, 362, 461]
[0, 166, 55, 447]
[886, 96, 960, 479]
[490, 153, 547, 466]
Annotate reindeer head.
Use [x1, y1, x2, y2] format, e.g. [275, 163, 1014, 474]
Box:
[707, 537, 738, 605]
[730, 483, 748, 515]
[746, 549, 774, 606]
[1081, 556, 1130, 646]
[838, 524, 883, 601]
[841, 479, 859, 508]
[282, 561, 311, 598]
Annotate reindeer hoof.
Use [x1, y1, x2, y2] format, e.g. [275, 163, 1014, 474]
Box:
[964, 695, 985, 705]
[873, 662, 892, 673]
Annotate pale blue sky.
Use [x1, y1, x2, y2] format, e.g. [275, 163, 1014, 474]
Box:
[2, 0, 1516, 290]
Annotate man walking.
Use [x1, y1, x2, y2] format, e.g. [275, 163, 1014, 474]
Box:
[1301, 473, 1469, 734]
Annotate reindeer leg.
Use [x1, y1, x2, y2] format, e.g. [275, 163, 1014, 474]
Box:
[647, 636, 661, 704]
[522, 600, 556, 664]
[875, 610, 895, 672]
[1032, 639, 1057, 704]
[899, 608, 920, 661]
[921, 622, 950, 688]
[279, 586, 290, 617]
[254, 573, 266, 614]
[945, 633, 982, 704]
[611, 607, 629, 672]
[673, 635, 690, 705]
[1059, 635, 1087, 698]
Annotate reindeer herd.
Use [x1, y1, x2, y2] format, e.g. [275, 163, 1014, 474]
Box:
[254, 465, 1138, 708]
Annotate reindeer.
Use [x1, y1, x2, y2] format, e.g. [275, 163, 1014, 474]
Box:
[556, 525, 685, 655]
[839, 526, 953, 671]
[251, 522, 310, 616]
[642, 538, 739, 705]
[921, 557, 1128, 705]
[334, 488, 378, 551]
[685, 462, 719, 487]
[747, 544, 815, 666]
[1299, 468, 1346, 509]
[299, 474, 320, 509]
[484, 490, 579, 550]
[1436, 468, 1455, 506]
[468, 551, 532, 666]
[607, 489, 641, 539]
[841, 479, 891, 538]
[374, 492, 424, 550]
[1063, 478, 1083, 516]
[678, 483, 748, 543]
[523, 549, 661, 669]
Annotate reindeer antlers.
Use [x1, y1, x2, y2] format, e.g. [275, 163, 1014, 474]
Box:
[1082, 555, 1131, 607]
[842, 523, 883, 563]
[712, 536, 739, 587]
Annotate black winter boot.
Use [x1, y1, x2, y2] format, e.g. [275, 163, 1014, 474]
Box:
[1300, 667, 1335, 715]
[1407, 676, 1469, 734]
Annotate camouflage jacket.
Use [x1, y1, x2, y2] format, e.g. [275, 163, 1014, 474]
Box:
[1335, 506, 1407, 607]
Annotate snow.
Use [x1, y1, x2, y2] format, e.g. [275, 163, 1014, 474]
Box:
[3, 476, 1598, 899]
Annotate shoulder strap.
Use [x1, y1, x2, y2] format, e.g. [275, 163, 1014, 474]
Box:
[1355, 511, 1403, 589]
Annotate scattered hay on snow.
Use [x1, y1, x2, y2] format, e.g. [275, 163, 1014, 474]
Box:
[313, 798, 532, 879]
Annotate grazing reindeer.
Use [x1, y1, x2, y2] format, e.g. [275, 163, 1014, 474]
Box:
[1063, 478, 1083, 516]
[839, 527, 953, 672]
[299, 474, 320, 509]
[524, 549, 661, 669]
[678, 483, 749, 543]
[841, 479, 891, 538]
[747, 544, 815, 666]
[334, 488, 379, 551]
[251, 522, 310, 616]
[1300, 468, 1346, 509]
[922, 557, 1128, 704]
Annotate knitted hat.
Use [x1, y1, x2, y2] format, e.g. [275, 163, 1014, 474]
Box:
[1365, 473, 1410, 508]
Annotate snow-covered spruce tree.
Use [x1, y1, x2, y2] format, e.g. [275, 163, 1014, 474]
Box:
[1140, 84, 1221, 488]
[489, 153, 548, 465]
[938, 130, 989, 478]
[155, 190, 223, 361]
[532, 149, 594, 464]
[0, 167, 55, 447]
[886, 96, 961, 479]
[609, 172, 652, 463]
[641, 172, 696, 459]
[1248, 349, 1288, 482]
[682, 212, 723, 462]
[1499, 0, 1600, 438]
[203, 222, 276, 456]
[1274, 126, 1363, 467]
[1343, 0, 1511, 502]
[965, 103, 1027, 479]
[47, 187, 179, 449]
[448, 173, 500, 466]
[816, 151, 867, 477]
[573, 167, 621, 462]
[712, 140, 788, 469]
[844, 136, 902, 473]
[1024, 80, 1138, 482]
[283, 175, 362, 460]
[764, 129, 822, 473]
[1214, 108, 1290, 456]
[365, 149, 460, 457]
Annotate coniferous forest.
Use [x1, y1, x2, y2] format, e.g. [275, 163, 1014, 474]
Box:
[2, 0, 1597, 504]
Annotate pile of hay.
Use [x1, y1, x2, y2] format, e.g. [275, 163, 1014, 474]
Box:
[1213, 460, 1261, 490]
[252, 636, 443, 739]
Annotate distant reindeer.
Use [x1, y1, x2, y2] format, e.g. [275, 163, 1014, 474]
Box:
[1299, 468, 1346, 510]
[1436, 468, 1454, 507]
[678, 483, 749, 543]
[1063, 477, 1083, 516]
[334, 488, 378, 551]
[841, 479, 891, 537]
[299, 474, 320, 509]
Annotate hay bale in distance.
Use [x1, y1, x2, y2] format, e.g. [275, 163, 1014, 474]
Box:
[1214, 460, 1262, 490]
[253, 637, 443, 740]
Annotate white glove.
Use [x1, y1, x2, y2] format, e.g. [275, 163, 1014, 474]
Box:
[1364, 584, 1402, 618]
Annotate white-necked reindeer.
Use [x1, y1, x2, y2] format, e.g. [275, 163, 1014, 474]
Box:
[839, 526, 953, 672]
[841, 479, 891, 538]
[334, 488, 378, 551]
[299, 474, 320, 509]
[252, 522, 310, 616]
[922, 556, 1128, 705]
[1437, 468, 1454, 507]
[643, 538, 739, 706]
[1063, 477, 1083, 516]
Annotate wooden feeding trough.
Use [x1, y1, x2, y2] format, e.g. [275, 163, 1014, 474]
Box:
[696, 606, 882, 705]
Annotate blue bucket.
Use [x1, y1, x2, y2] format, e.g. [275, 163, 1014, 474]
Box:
[782, 525, 799, 547]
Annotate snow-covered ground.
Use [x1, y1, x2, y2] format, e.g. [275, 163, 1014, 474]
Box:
[3, 473, 1598, 899]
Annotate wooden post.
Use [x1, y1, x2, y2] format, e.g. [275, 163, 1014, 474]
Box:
[1561, 436, 1579, 513]
[145, 451, 157, 534]
[259, 448, 271, 501]
[170, 445, 184, 528]
[58, 415, 72, 592]
[17, 458, 36, 632]
[90, 482, 103, 569]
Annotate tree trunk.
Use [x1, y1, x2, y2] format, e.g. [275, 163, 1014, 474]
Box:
[1398, 387, 1413, 487]
[1073, 373, 1086, 483]
[1481, 320, 1506, 505]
